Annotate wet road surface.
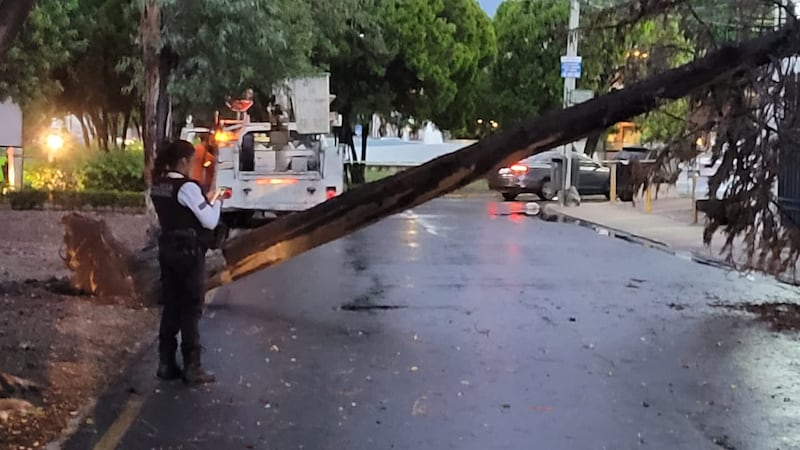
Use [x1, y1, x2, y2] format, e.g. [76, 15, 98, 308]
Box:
[67, 199, 800, 450]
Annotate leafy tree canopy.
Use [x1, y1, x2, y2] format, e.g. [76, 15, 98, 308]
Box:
[384, 0, 495, 129]
[0, 0, 81, 108]
[162, 0, 316, 123]
[489, 0, 569, 129]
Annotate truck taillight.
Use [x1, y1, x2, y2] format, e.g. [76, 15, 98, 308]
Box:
[222, 187, 232, 199]
[326, 187, 337, 199]
[255, 178, 298, 185]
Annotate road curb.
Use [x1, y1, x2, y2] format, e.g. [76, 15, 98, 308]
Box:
[443, 191, 496, 199]
[544, 206, 800, 288]
[56, 337, 158, 449]
[59, 286, 230, 449]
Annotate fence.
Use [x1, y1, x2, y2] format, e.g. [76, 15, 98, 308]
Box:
[779, 154, 800, 225]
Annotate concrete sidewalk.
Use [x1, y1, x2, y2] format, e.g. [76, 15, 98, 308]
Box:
[551, 197, 717, 254]
[550, 196, 800, 285]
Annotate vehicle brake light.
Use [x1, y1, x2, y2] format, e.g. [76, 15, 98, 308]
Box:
[510, 163, 528, 174]
[219, 187, 232, 199]
[326, 186, 337, 199]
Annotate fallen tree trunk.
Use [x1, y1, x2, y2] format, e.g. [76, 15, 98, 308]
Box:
[62, 22, 800, 304]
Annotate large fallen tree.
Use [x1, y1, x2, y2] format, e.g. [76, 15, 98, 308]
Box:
[62, 20, 800, 305]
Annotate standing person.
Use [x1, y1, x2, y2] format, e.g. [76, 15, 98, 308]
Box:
[150, 140, 221, 385]
[191, 133, 216, 195]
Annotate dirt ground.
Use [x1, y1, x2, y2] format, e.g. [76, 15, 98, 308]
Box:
[0, 208, 157, 449]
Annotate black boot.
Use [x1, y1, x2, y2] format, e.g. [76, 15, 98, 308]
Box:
[182, 348, 215, 385]
[156, 352, 182, 380]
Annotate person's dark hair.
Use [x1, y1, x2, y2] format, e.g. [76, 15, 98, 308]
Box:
[153, 140, 194, 178]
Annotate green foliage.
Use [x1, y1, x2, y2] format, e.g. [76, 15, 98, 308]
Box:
[635, 98, 691, 144]
[312, 0, 396, 121]
[7, 189, 144, 210]
[163, 0, 316, 122]
[55, 0, 139, 150]
[427, 0, 497, 131]
[312, 0, 494, 137]
[579, 12, 695, 144]
[0, 0, 82, 108]
[7, 190, 49, 210]
[23, 147, 143, 192]
[24, 164, 83, 191]
[24, 160, 85, 191]
[0, 0, 84, 145]
[83, 148, 145, 192]
[384, 0, 496, 129]
[490, 0, 569, 128]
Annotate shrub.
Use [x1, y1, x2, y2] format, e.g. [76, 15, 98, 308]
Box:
[24, 161, 85, 191]
[83, 148, 145, 192]
[8, 190, 48, 210]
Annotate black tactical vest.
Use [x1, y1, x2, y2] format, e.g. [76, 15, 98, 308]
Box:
[150, 175, 210, 245]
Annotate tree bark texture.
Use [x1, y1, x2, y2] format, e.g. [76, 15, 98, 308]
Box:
[141, 0, 160, 191]
[121, 110, 132, 149]
[156, 48, 173, 146]
[141, 0, 162, 244]
[61, 22, 800, 305]
[78, 114, 92, 148]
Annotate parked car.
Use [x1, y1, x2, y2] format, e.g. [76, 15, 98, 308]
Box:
[487, 150, 611, 201]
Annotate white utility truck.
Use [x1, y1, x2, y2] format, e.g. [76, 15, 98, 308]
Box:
[181, 75, 345, 227]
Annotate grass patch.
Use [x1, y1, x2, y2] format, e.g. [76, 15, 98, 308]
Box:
[360, 166, 491, 196]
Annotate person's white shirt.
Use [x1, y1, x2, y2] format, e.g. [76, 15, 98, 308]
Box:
[166, 171, 221, 230]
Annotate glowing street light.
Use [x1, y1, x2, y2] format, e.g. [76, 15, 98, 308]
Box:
[46, 133, 64, 152]
[44, 132, 65, 163]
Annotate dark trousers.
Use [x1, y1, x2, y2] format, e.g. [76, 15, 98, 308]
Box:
[158, 239, 206, 358]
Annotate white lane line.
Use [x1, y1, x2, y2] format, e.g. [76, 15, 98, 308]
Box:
[403, 210, 445, 237]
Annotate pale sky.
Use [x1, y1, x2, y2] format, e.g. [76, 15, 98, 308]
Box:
[478, 0, 501, 17]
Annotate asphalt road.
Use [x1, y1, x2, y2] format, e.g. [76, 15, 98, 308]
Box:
[67, 198, 800, 450]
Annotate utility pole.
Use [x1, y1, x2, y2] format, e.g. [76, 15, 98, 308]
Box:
[560, 0, 581, 206]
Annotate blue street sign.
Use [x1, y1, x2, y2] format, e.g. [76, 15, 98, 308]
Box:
[560, 56, 582, 79]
